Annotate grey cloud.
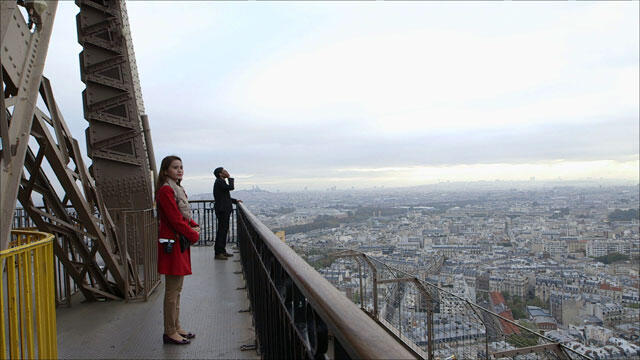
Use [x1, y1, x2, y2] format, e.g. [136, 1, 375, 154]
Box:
[170, 116, 638, 179]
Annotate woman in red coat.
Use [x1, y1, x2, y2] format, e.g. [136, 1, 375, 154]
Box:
[156, 155, 200, 345]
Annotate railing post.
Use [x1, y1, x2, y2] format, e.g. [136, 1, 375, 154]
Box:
[143, 211, 148, 301]
[427, 303, 434, 360]
[361, 255, 378, 318]
[357, 260, 364, 309]
[414, 280, 434, 360]
[62, 236, 72, 306]
[123, 213, 129, 302]
[372, 265, 378, 318]
[399, 294, 403, 337]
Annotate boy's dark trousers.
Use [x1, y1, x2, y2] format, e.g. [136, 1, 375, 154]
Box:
[215, 211, 231, 255]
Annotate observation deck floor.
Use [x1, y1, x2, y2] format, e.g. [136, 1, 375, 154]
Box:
[56, 246, 258, 359]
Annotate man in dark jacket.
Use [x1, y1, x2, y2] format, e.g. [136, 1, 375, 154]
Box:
[213, 167, 241, 259]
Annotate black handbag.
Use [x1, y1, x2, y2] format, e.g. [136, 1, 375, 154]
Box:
[178, 233, 190, 253]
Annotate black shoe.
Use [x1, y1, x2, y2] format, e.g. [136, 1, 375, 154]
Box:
[223, 252, 234, 258]
[163, 334, 190, 345]
[179, 331, 196, 339]
[214, 254, 228, 260]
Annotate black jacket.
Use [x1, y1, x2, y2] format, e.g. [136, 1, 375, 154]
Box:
[213, 177, 237, 213]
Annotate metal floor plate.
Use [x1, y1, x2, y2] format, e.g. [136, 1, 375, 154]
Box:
[56, 247, 258, 359]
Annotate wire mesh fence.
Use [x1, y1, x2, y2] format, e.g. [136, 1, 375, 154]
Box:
[324, 249, 591, 360]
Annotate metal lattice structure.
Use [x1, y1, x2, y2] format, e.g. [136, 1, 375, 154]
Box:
[1, 0, 58, 249]
[76, 0, 156, 211]
[1, 0, 156, 301]
[17, 75, 138, 300]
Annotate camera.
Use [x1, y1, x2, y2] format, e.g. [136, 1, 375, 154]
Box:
[160, 239, 175, 254]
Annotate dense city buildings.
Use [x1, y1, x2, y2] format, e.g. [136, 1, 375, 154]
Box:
[196, 181, 639, 357]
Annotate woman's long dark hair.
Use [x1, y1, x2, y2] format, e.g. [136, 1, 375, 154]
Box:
[156, 155, 182, 197]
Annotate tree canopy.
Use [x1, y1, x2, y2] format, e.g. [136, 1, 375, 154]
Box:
[608, 208, 639, 222]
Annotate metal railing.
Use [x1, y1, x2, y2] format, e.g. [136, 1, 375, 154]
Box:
[12, 201, 225, 303]
[327, 250, 592, 360]
[13, 208, 79, 306]
[189, 200, 237, 246]
[235, 203, 416, 359]
[11, 208, 36, 229]
[111, 208, 161, 301]
[14, 206, 162, 304]
[52, 232, 79, 307]
[1, 230, 57, 359]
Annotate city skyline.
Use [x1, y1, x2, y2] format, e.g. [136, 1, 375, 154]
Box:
[43, 1, 639, 193]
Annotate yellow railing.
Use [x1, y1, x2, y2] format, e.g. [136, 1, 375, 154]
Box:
[1, 230, 57, 359]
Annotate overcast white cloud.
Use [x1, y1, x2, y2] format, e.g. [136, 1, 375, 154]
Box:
[43, 1, 638, 192]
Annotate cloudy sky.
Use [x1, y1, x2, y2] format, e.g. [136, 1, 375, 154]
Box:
[44, 1, 638, 192]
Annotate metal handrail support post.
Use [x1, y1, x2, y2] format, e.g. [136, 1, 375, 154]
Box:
[332, 250, 379, 318]
[413, 279, 434, 360]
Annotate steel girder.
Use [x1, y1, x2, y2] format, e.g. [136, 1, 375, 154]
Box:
[2, 1, 138, 300]
[1, 0, 58, 250]
[15, 77, 138, 300]
[75, 0, 153, 211]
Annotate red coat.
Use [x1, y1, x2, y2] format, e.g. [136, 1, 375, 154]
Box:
[156, 185, 200, 276]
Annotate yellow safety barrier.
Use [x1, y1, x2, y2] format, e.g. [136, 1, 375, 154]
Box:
[1, 230, 57, 359]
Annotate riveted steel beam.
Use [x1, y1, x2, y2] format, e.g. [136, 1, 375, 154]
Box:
[1, 0, 58, 250]
[15, 77, 142, 300]
[76, 0, 154, 211]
